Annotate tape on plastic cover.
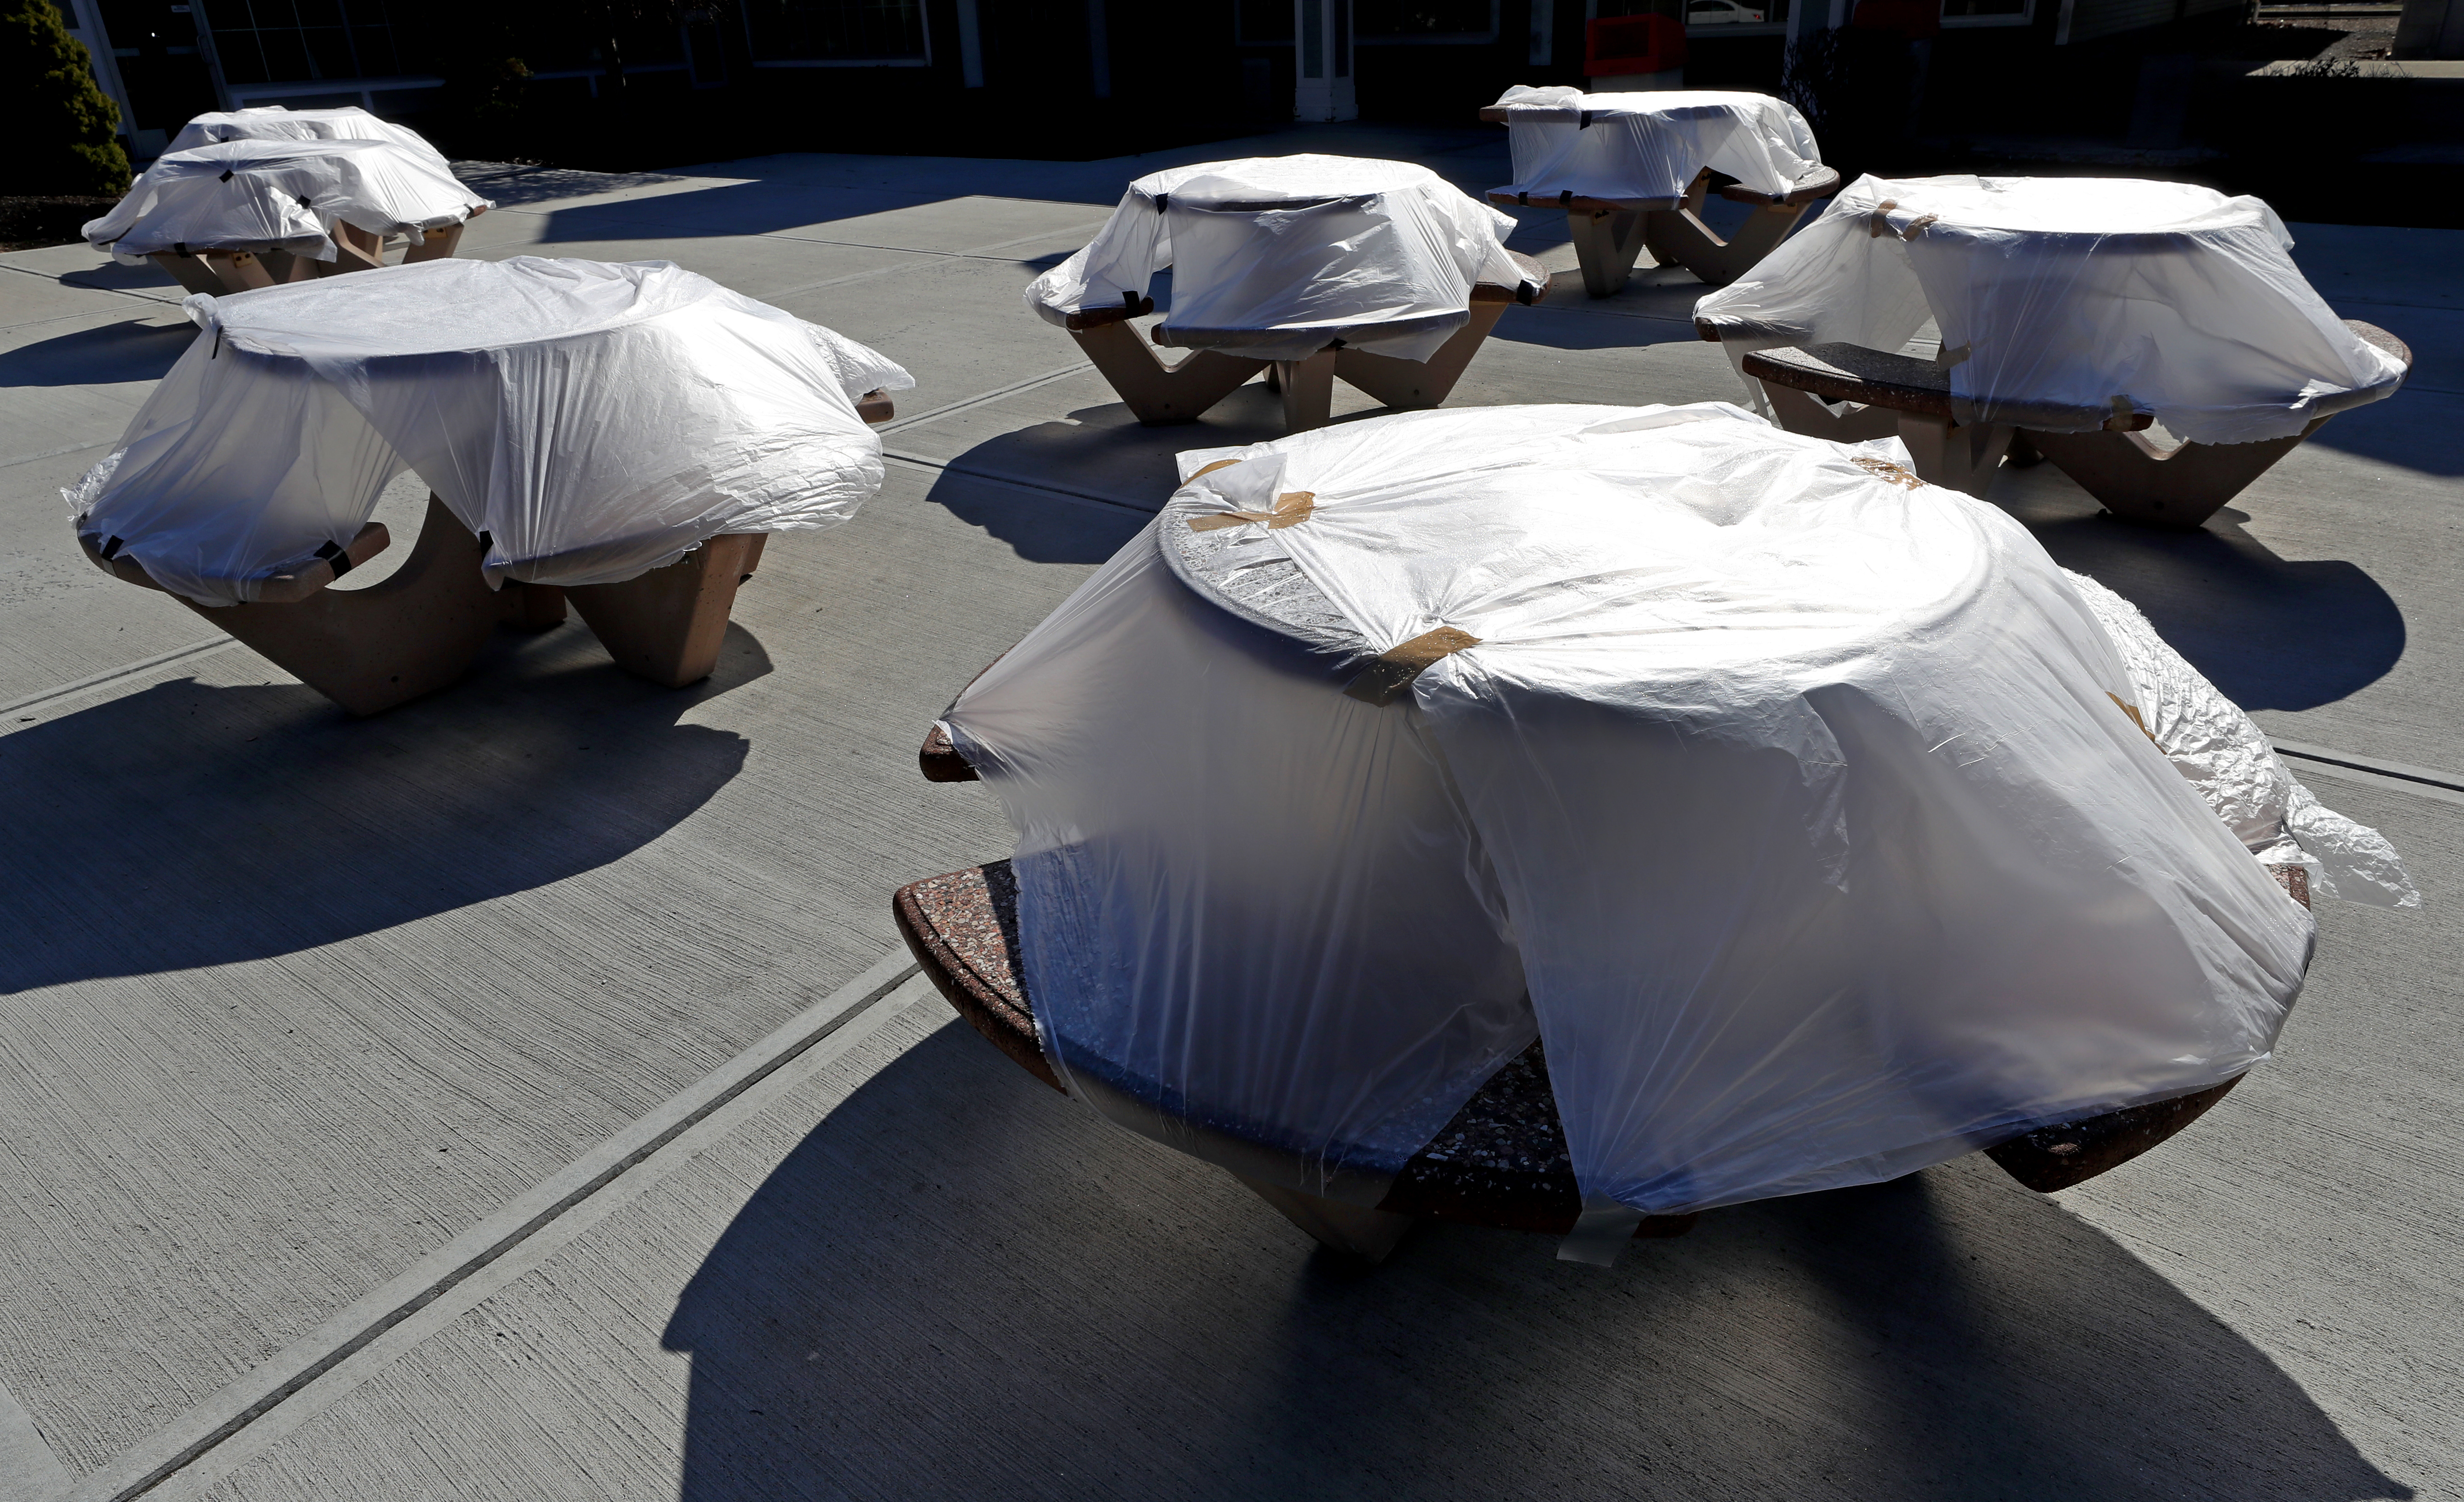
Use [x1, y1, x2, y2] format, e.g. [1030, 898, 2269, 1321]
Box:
[1186, 491, 1316, 532]
[1557, 1197, 1646, 1267]
[1181, 457, 1317, 532]
[1343, 626, 1482, 707]
[2108, 692, 2158, 744]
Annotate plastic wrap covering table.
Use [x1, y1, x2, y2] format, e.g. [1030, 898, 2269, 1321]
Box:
[1480, 86, 1839, 296]
[166, 105, 454, 172]
[83, 138, 493, 297]
[1025, 155, 1548, 432]
[1694, 176, 2413, 523]
[68, 256, 912, 714]
[896, 403, 2406, 1265]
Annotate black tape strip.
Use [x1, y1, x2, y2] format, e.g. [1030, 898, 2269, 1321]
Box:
[101, 536, 125, 560]
[1579, 110, 1594, 128]
[313, 539, 354, 577]
[1560, 190, 1573, 207]
[219, 169, 233, 182]
[1154, 193, 1170, 214]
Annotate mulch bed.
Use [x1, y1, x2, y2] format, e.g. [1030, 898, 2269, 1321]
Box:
[0, 197, 118, 253]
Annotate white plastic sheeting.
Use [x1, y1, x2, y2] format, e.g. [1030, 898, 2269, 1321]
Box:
[2069, 573, 2417, 908]
[82, 138, 489, 265]
[66, 257, 912, 605]
[1488, 86, 1828, 205]
[1694, 174, 2409, 444]
[165, 105, 453, 171]
[942, 402, 2378, 1226]
[1024, 155, 1535, 364]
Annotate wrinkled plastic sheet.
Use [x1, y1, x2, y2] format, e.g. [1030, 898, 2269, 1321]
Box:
[166, 105, 453, 171]
[1024, 155, 1536, 364]
[84, 138, 490, 265]
[1694, 174, 2408, 444]
[942, 403, 2410, 1224]
[1488, 85, 1829, 205]
[66, 256, 913, 604]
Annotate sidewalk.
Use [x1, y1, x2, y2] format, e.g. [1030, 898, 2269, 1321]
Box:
[0, 124, 2455, 1501]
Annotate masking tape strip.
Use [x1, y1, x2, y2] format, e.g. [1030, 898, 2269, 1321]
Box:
[1342, 626, 1482, 707]
[2107, 692, 2158, 745]
[1556, 1198, 1645, 1267]
[1186, 491, 1316, 532]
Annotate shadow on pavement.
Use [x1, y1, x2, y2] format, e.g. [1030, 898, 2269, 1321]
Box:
[55, 259, 186, 295]
[917, 389, 1301, 563]
[0, 315, 194, 387]
[0, 623, 767, 994]
[2002, 479, 2404, 712]
[2301, 387, 2464, 477]
[662, 1017, 2413, 1502]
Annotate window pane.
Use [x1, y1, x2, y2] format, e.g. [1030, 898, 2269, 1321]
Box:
[1353, 0, 1492, 35]
[744, 0, 926, 62]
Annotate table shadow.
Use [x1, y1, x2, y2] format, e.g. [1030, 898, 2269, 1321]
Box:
[917, 390, 1298, 564]
[1998, 475, 2404, 712]
[0, 315, 195, 388]
[660, 1018, 2411, 1502]
[0, 622, 766, 994]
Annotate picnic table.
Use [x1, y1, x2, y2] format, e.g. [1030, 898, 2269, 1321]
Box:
[1694, 175, 2412, 522]
[165, 105, 454, 172]
[1480, 86, 1839, 295]
[69, 257, 910, 713]
[895, 403, 2393, 1264]
[1025, 155, 1548, 432]
[83, 138, 491, 297]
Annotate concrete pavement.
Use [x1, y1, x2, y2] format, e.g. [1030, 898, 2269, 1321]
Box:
[0, 125, 2456, 1500]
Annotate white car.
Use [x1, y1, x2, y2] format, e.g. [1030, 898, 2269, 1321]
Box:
[1687, 0, 1768, 22]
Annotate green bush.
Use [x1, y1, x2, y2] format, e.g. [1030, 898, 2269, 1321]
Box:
[0, 0, 130, 195]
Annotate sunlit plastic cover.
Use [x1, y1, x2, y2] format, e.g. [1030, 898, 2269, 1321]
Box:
[1024, 155, 1534, 363]
[1488, 86, 1828, 205]
[82, 138, 490, 264]
[1693, 174, 2409, 444]
[66, 257, 913, 604]
[940, 402, 2381, 1222]
[165, 105, 453, 171]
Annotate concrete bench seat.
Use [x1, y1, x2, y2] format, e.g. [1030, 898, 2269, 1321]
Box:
[1738, 326, 2412, 526]
[1065, 252, 1551, 434]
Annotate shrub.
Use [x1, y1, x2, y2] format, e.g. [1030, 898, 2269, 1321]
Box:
[0, 0, 130, 195]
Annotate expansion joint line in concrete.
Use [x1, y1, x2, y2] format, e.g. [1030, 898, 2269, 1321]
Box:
[64, 949, 924, 1502]
[884, 449, 1151, 516]
[2273, 739, 2464, 805]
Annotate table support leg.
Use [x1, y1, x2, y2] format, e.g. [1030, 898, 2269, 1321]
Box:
[1565, 207, 1652, 298]
[402, 223, 466, 264]
[1232, 1172, 1418, 1263]
[1331, 301, 1509, 411]
[1070, 321, 1268, 425]
[149, 251, 225, 297]
[564, 533, 767, 688]
[1274, 348, 1340, 432]
[1642, 200, 1813, 288]
[1761, 382, 1905, 444]
[1896, 413, 2015, 498]
[2021, 420, 2324, 530]
[169, 494, 500, 717]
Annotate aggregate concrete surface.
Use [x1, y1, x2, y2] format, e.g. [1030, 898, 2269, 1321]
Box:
[0, 123, 2454, 1501]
